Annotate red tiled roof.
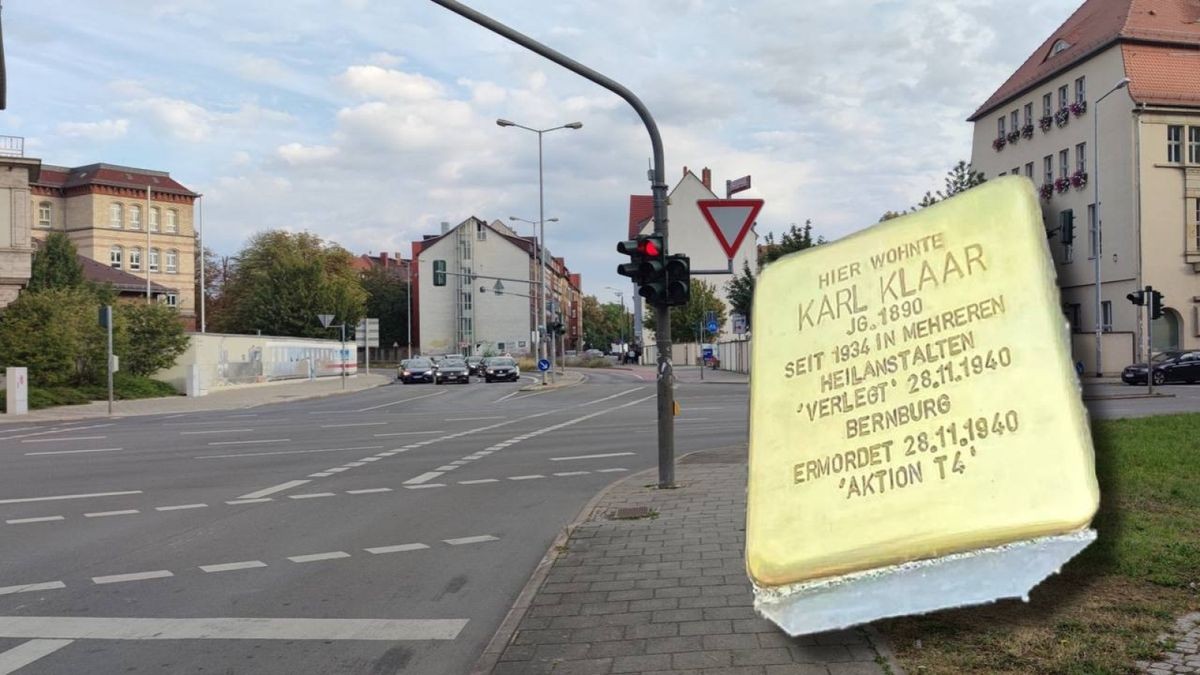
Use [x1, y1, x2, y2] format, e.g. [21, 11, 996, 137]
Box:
[1123, 43, 1200, 106]
[628, 195, 653, 239]
[969, 0, 1200, 120]
[35, 163, 197, 196]
[77, 254, 173, 294]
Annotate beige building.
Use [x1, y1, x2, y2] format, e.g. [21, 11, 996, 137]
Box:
[30, 163, 199, 326]
[968, 0, 1200, 374]
[0, 137, 40, 306]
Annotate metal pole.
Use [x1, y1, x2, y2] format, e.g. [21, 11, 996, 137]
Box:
[106, 305, 113, 416]
[538, 130, 549, 385]
[699, 320, 704, 381]
[1146, 285, 1154, 396]
[198, 194, 205, 332]
[406, 261, 412, 359]
[431, 0, 674, 487]
[365, 320, 370, 375]
[340, 323, 346, 390]
[146, 183, 152, 303]
[1093, 96, 1102, 378]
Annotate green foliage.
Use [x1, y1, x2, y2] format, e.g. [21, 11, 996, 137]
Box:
[116, 302, 189, 376]
[582, 295, 631, 350]
[881, 160, 986, 221]
[361, 266, 410, 349]
[758, 220, 822, 268]
[28, 232, 84, 292]
[646, 279, 727, 343]
[0, 287, 109, 386]
[213, 231, 367, 337]
[0, 375, 178, 412]
[724, 260, 755, 330]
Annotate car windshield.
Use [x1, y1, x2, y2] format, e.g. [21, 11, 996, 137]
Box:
[442, 359, 466, 367]
[491, 358, 515, 367]
[1151, 352, 1175, 363]
[408, 359, 431, 368]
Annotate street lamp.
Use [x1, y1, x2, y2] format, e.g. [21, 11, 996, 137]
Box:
[497, 118, 582, 385]
[1092, 77, 1130, 377]
[510, 215, 558, 352]
[606, 285, 627, 354]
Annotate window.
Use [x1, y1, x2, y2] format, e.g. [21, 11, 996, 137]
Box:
[1059, 209, 1074, 263]
[433, 259, 447, 286]
[462, 291, 472, 310]
[1102, 301, 1113, 332]
[1189, 127, 1200, 164]
[997, 116, 1005, 139]
[1024, 103, 1033, 126]
[1012, 167, 1020, 177]
[475, 221, 486, 241]
[1087, 204, 1097, 258]
[165, 209, 178, 233]
[1044, 156, 1054, 185]
[37, 202, 51, 228]
[109, 245, 123, 269]
[1025, 162, 1034, 178]
[1076, 142, 1086, 173]
[1075, 76, 1086, 104]
[1010, 110, 1019, 133]
[1059, 149, 1069, 179]
[1052, 39, 1070, 55]
[1064, 303, 1081, 332]
[129, 205, 142, 230]
[149, 248, 160, 273]
[109, 203, 123, 228]
[1043, 93, 1052, 117]
[163, 293, 177, 308]
[128, 247, 142, 271]
[1058, 85, 1069, 110]
[150, 207, 160, 232]
[1168, 125, 1183, 162]
[166, 249, 178, 274]
[1194, 198, 1200, 251]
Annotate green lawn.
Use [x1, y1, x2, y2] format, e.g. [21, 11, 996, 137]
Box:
[878, 413, 1200, 674]
[0, 374, 177, 412]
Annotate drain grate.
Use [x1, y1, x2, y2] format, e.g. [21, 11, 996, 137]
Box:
[610, 506, 651, 520]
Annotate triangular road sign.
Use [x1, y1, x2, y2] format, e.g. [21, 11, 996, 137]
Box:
[318, 313, 334, 328]
[697, 199, 763, 259]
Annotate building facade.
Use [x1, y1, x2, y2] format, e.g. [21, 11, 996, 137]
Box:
[968, 0, 1200, 373]
[0, 140, 40, 307]
[29, 163, 198, 324]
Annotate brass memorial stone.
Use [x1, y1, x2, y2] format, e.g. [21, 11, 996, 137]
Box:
[747, 177, 1099, 632]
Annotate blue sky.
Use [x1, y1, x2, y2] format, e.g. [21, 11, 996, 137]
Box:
[4, 0, 1082, 300]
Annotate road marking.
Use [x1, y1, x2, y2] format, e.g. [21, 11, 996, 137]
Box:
[196, 445, 383, 460]
[0, 616, 467, 641]
[404, 484, 444, 490]
[553, 471, 591, 477]
[444, 535, 499, 546]
[225, 498, 272, 505]
[434, 465, 457, 471]
[320, 422, 388, 429]
[155, 504, 207, 511]
[0, 582, 65, 596]
[345, 488, 392, 495]
[199, 561, 268, 573]
[326, 467, 349, 473]
[237, 480, 310, 500]
[444, 416, 505, 421]
[0, 639, 74, 674]
[84, 510, 139, 518]
[597, 468, 629, 473]
[180, 429, 254, 435]
[207, 439, 290, 446]
[288, 551, 350, 563]
[508, 475, 544, 481]
[20, 436, 106, 444]
[226, 414, 258, 418]
[24, 448, 122, 456]
[458, 479, 499, 485]
[359, 457, 381, 462]
[550, 452, 636, 461]
[364, 543, 429, 554]
[92, 570, 173, 585]
[344, 462, 367, 467]
[0, 423, 113, 442]
[6, 516, 64, 525]
[404, 471, 444, 485]
[289, 493, 335, 500]
[356, 390, 447, 412]
[374, 430, 445, 437]
[308, 472, 333, 477]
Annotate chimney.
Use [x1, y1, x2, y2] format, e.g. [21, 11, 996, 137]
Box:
[440, 220, 450, 234]
[683, 165, 689, 179]
[380, 251, 388, 266]
[702, 167, 711, 190]
[395, 252, 402, 266]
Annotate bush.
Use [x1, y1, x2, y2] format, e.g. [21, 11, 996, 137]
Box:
[0, 375, 178, 412]
[565, 357, 613, 368]
[116, 303, 189, 376]
[0, 287, 109, 386]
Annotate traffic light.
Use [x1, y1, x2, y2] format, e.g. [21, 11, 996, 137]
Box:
[664, 254, 690, 307]
[617, 234, 668, 306]
[1126, 290, 1145, 306]
[1149, 290, 1164, 320]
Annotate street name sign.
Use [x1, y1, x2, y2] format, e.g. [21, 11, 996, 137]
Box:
[697, 199, 763, 259]
[726, 175, 752, 196]
[747, 177, 1099, 635]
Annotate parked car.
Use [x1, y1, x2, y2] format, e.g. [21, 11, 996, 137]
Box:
[398, 357, 435, 384]
[466, 356, 485, 376]
[434, 357, 471, 384]
[484, 357, 520, 383]
[1121, 350, 1200, 385]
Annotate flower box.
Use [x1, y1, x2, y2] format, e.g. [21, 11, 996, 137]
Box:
[1039, 115, 1053, 132]
[1070, 170, 1088, 189]
[1040, 184, 1053, 200]
[1054, 177, 1071, 193]
[1069, 101, 1087, 117]
[993, 137, 1007, 151]
[1022, 123, 1035, 139]
[1054, 108, 1071, 128]
[1007, 130, 1021, 144]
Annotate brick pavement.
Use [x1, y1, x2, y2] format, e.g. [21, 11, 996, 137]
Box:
[1138, 613, 1200, 674]
[488, 446, 892, 675]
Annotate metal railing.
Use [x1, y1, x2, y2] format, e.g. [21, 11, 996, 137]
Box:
[0, 136, 24, 157]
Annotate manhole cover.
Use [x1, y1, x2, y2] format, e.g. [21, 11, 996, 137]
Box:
[610, 506, 651, 520]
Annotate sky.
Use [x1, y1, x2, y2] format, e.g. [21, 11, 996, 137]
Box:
[4, 0, 1083, 302]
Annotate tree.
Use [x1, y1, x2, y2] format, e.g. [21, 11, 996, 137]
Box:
[725, 261, 755, 329]
[881, 160, 986, 221]
[361, 266, 409, 349]
[646, 279, 727, 344]
[0, 287, 110, 386]
[759, 220, 822, 268]
[582, 295, 627, 350]
[213, 231, 367, 337]
[28, 232, 84, 292]
[117, 302, 189, 376]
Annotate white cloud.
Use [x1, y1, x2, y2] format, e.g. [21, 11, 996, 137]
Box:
[277, 142, 339, 164]
[337, 65, 445, 101]
[121, 96, 294, 142]
[57, 119, 130, 140]
[368, 51, 404, 67]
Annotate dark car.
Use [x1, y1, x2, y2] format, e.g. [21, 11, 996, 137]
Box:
[1122, 350, 1200, 385]
[484, 357, 520, 383]
[398, 358, 435, 384]
[434, 358, 471, 384]
[466, 356, 485, 376]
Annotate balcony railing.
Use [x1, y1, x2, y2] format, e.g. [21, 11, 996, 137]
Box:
[0, 136, 24, 157]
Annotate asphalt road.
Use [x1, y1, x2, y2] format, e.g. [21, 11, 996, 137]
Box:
[0, 369, 749, 674]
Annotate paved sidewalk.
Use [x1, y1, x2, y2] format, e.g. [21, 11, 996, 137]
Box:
[486, 446, 892, 675]
[0, 373, 393, 424]
[1138, 613, 1200, 674]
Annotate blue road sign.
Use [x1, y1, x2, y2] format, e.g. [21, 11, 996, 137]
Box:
[706, 320, 719, 333]
[537, 359, 550, 372]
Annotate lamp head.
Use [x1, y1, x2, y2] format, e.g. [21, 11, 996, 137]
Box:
[564, 122, 583, 130]
[547, 218, 559, 222]
[496, 119, 515, 127]
[1115, 77, 1131, 89]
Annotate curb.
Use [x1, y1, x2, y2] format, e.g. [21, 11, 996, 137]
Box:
[863, 623, 908, 675]
[1082, 392, 1176, 400]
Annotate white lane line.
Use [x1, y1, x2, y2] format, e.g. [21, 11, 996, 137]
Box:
[287, 551, 350, 563]
[180, 429, 254, 435]
[0, 616, 468, 641]
[207, 439, 290, 446]
[434, 465, 457, 471]
[226, 414, 258, 418]
[550, 452, 636, 462]
[237, 480, 310, 500]
[553, 471, 591, 477]
[320, 422, 389, 429]
[0, 639, 75, 673]
[24, 448, 122, 456]
[84, 510, 139, 518]
[443, 535, 499, 546]
[508, 475, 544, 481]
[0, 582, 65, 596]
[308, 473, 333, 478]
[443, 416, 505, 421]
[458, 479, 499, 485]
[196, 445, 383, 460]
[492, 390, 521, 403]
[365, 543, 429, 554]
[225, 498, 272, 505]
[19, 436, 106, 444]
[359, 457, 382, 462]
[6, 517, 64, 525]
[0, 422, 113, 441]
[597, 468, 629, 473]
[344, 462, 367, 467]
[325, 467, 349, 473]
[199, 561, 268, 573]
[404, 484, 444, 490]
[92, 570, 173, 585]
[345, 488, 392, 495]
[374, 430, 445, 437]
[356, 390, 447, 412]
[288, 493, 335, 500]
[404, 471, 444, 485]
[155, 504, 208, 511]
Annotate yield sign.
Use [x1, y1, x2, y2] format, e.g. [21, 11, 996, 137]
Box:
[697, 199, 763, 259]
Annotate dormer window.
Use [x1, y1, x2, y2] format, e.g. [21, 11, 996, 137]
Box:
[1051, 39, 1070, 56]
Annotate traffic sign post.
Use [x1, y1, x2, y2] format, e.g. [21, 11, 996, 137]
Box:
[356, 318, 380, 375]
[537, 359, 550, 372]
[694, 199, 764, 275]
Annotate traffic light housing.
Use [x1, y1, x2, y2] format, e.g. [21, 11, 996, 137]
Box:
[1126, 290, 1145, 306]
[617, 234, 670, 306]
[664, 254, 690, 307]
[1149, 290, 1164, 320]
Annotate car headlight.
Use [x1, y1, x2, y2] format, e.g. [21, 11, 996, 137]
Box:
[402, 371, 410, 375]
[487, 369, 494, 374]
